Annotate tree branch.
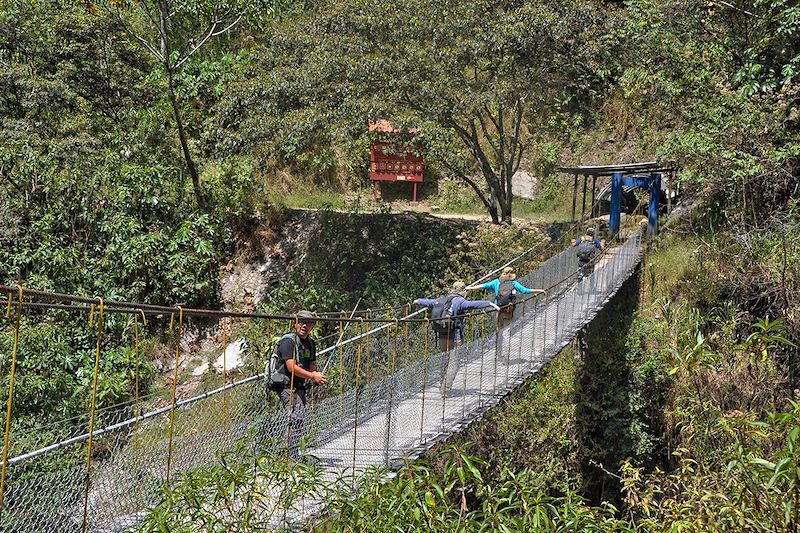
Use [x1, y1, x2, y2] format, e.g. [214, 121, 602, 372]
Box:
[137, 0, 162, 36]
[496, 98, 506, 170]
[445, 116, 502, 217]
[111, 7, 164, 62]
[0, 166, 23, 194]
[212, 13, 243, 36]
[174, 20, 218, 69]
[174, 12, 243, 70]
[510, 96, 525, 176]
[475, 111, 501, 164]
[467, 119, 502, 196]
[440, 159, 493, 210]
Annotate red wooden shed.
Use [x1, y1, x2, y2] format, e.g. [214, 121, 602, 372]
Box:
[369, 120, 425, 202]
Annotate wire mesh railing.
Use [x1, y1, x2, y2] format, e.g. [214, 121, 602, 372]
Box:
[0, 231, 642, 532]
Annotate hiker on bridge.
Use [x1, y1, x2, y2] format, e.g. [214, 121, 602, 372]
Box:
[414, 281, 499, 396]
[571, 228, 606, 282]
[466, 266, 545, 361]
[269, 310, 328, 454]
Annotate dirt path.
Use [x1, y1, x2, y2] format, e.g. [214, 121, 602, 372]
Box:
[290, 204, 560, 226]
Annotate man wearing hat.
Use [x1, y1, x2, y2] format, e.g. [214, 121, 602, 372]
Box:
[274, 310, 328, 451]
[414, 281, 498, 396]
[466, 266, 545, 361]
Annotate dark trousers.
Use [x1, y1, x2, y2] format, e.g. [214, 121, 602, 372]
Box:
[577, 261, 594, 281]
[279, 388, 307, 454]
[438, 336, 462, 397]
[495, 308, 514, 364]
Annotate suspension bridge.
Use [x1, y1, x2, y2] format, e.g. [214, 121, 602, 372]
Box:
[0, 228, 643, 532]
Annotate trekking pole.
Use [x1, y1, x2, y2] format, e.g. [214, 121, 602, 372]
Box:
[321, 298, 362, 375]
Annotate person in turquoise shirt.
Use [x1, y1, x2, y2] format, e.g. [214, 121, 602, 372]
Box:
[466, 266, 545, 362]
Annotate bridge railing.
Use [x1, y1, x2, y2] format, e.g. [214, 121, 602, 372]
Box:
[0, 230, 642, 532]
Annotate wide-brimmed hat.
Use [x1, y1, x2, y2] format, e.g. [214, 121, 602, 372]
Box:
[295, 310, 318, 323]
[451, 281, 466, 297]
[500, 266, 516, 281]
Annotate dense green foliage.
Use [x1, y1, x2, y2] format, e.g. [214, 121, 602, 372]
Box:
[139, 441, 635, 532]
[213, 0, 619, 222]
[2, 0, 800, 529]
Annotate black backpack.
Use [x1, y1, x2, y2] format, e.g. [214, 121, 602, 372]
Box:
[496, 280, 517, 307]
[430, 294, 457, 335]
[576, 237, 596, 262]
[265, 333, 299, 391]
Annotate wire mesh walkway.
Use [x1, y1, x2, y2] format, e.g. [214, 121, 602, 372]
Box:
[0, 233, 642, 532]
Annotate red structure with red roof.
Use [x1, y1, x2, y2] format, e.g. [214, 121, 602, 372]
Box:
[369, 120, 424, 202]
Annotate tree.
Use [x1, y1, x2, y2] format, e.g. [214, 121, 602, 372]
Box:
[222, 0, 611, 222]
[358, 0, 620, 222]
[98, 0, 252, 207]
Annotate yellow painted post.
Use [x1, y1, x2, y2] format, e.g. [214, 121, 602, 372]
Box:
[0, 286, 23, 509]
[420, 316, 429, 442]
[338, 313, 345, 419]
[364, 309, 372, 381]
[165, 307, 183, 484]
[479, 312, 486, 404]
[442, 310, 451, 429]
[133, 310, 146, 422]
[351, 318, 364, 481]
[403, 304, 410, 365]
[81, 297, 105, 532]
[462, 314, 474, 418]
[221, 318, 228, 385]
[384, 319, 399, 466]
[285, 318, 299, 453]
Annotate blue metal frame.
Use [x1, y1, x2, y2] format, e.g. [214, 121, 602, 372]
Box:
[609, 172, 662, 236]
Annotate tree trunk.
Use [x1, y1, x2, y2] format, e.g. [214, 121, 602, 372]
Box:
[166, 69, 204, 208]
[487, 204, 499, 224]
[501, 201, 512, 224]
[503, 168, 513, 224]
[159, 0, 205, 208]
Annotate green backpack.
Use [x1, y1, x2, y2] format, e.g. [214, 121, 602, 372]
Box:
[265, 333, 299, 391]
